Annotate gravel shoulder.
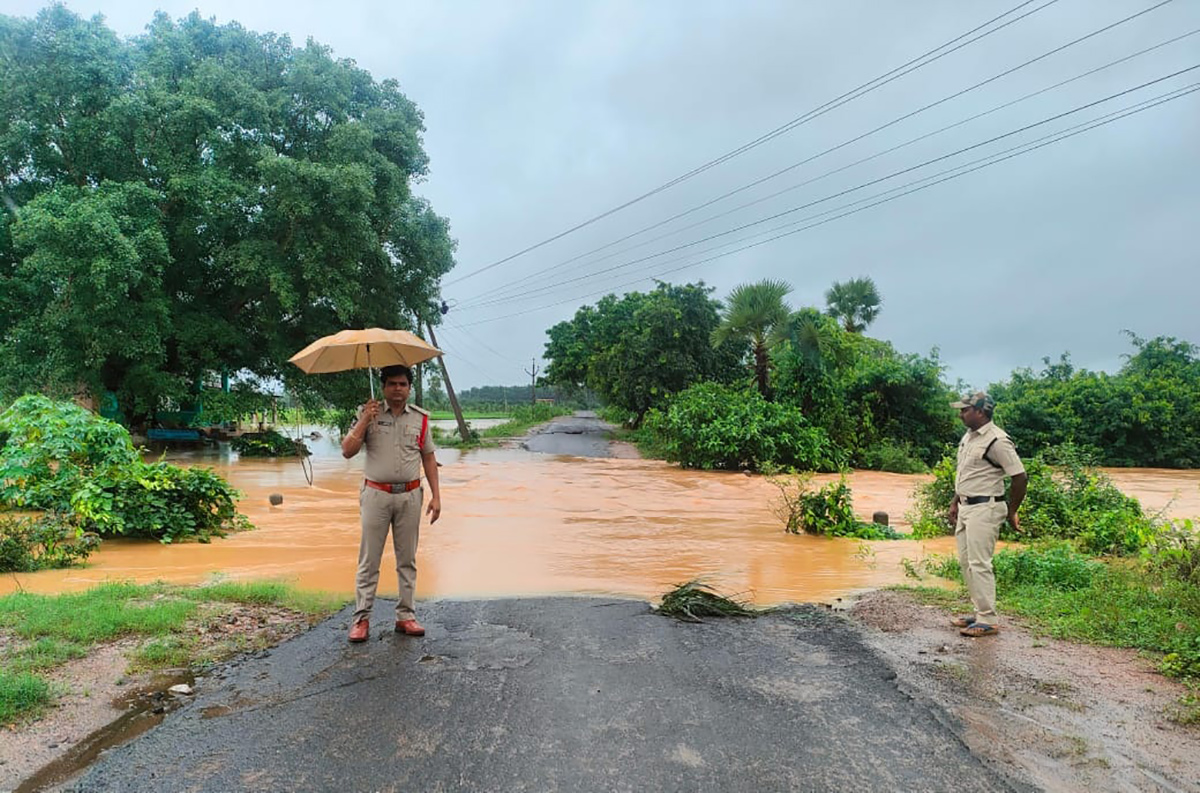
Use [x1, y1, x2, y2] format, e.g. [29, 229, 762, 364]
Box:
[849, 589, 1200, 793]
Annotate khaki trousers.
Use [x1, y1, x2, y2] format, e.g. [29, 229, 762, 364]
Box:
[955, 500, 1006, 625]
[353, 485, 422, 623]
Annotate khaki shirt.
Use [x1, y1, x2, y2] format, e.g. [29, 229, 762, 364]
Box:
[358, 403, 437, 484]
[955, 421, 1024, 497]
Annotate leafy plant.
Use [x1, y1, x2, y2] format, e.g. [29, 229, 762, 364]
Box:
[1, 396, 252, 543]
[0, 395, 139, 510]
[907, 444, 1158, 554]
[231, 430, 309, 458]
[858, 439, 929, 474]
[770, 474, 900, 540]
[71, 462, 250, 543]
[0, 513, 99, 572]
[642, 381, 842, 471]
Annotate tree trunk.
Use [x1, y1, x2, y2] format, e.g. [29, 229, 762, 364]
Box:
[754, 343, 771, 400]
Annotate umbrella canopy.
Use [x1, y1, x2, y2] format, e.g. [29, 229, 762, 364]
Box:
[289, 328, 443, 398]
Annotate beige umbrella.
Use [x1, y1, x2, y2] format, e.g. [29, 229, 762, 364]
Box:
[288, 328, 443, 399]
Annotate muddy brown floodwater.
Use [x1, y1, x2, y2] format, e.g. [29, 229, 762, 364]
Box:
[3, 432, 1199, 605]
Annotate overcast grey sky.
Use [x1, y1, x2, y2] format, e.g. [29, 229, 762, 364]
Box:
[6, 0, 1199, 390]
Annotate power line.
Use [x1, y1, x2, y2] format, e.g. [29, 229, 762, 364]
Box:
[442, 319, 527, 365]
[460, 65, 1199, 311]
[453, 81, 1199, 328]
[444, 0, 1059, 287]
[460, 2, 1182, 308]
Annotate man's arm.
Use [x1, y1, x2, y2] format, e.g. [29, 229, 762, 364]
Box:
[341, 400, 380, 458]
[1007, 472, 1028, 532]
[422, 451, 441, 523]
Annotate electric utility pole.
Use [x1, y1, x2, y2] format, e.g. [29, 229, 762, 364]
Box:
[525, 359, 539, 405]
[424, 322, 471, 441]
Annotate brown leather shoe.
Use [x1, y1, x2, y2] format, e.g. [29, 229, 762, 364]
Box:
[395, 618, 425, 636]
[348, 618, 369, 643]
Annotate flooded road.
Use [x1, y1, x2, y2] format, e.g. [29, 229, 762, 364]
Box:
[3, 424, 1199, 605]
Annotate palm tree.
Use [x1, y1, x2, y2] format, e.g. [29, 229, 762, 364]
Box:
[712, 279, 792, 398]
[825, 277, 882, 333]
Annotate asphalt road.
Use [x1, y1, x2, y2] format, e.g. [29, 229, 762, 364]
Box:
[520, 412, 622, 457]
[71, 598, 1025, 793]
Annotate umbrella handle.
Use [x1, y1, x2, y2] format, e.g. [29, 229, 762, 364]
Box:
[367, 344, 375, 401]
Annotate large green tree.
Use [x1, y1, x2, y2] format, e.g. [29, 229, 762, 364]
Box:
[711, 279, 791, 399]
[990, 334, 1200, 467]
[825, 276, 882, 333]
[543, 282, 745, 424]
[0, 8, 455, 425]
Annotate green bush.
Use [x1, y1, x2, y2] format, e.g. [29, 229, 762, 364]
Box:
[907, 445, 1157, 554]
[1147, 520, 1200, 587]
[0, 513, 99, 572]
[642, 382, 842, 471]
[0, 395, 139, 510]
[231, 430, 309, 458]
[908, 456, 958, 539]
[770, 474, 900, 540]
[858, 440, 929, 474]
[71, 462, 249, 543]
[0, 396, 251, 543]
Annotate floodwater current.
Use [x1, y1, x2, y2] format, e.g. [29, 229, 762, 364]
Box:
[3, 431, 1198, 606]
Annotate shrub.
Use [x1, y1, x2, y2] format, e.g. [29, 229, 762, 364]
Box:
[0, 396, 251, 544]
[1147, 520, 1200, 587]
[907, 444, 1157, 554]
[858, 439, 929, 474]
[0, 395, 138, 510]
[770, 474, 900, 540]
[994, 542, 1104, 591]
[642, 382, 842, 471]
[0, 513, 99, 572]
[71, 462, 250, 543]
[231, 430, 309, 458]
[908, 456, 957, 539]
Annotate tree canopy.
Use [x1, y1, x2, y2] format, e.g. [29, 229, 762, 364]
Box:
[0, 8, 456, 424]
[825, 277, 882, 333]
[542, 282, 745, 424]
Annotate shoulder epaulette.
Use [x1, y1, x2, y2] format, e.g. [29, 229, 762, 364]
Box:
[408, 404, 430, 416]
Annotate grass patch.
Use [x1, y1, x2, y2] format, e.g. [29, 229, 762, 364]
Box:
[7, 637, 89, 673]
[129, 636, 192, 671]
[187, 580, 346, 616]
[0, 670, 52, 723]
[0, 581, 197, 643]
[0, 580, 348, 724]
[428, 411, 506, 421]
[656, 580, 760, 623]
[434, 404, 574, 448]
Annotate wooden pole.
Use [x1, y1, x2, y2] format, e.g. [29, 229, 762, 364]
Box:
[425, 322, 471, 441]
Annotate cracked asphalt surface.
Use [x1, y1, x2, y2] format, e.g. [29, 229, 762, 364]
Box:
[71, 598, 1025, 793]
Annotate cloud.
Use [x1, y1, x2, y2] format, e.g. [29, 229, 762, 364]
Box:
[11, 0, 1199, 388]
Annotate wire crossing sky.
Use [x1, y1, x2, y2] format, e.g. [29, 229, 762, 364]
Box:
[9, 0, 1200, 390]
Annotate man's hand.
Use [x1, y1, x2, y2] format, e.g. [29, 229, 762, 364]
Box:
[360, 399, 382, 425]
[426, 496, 441, 524]
[1007, 508, 1022, 533]
[948, 499, 959, 527]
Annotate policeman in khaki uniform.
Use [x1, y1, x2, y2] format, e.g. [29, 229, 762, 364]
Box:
[341, 364, 442, 642]
[948, 391, 1027, 637]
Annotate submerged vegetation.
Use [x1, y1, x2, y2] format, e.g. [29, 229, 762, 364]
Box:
[0, 396, 251, 570]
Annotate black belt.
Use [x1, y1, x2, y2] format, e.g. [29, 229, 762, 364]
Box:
[960, 495, 1005, 505]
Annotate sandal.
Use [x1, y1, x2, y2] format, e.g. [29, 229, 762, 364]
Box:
[960, 623, 999, 637]
[950, 615, 976, 628]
